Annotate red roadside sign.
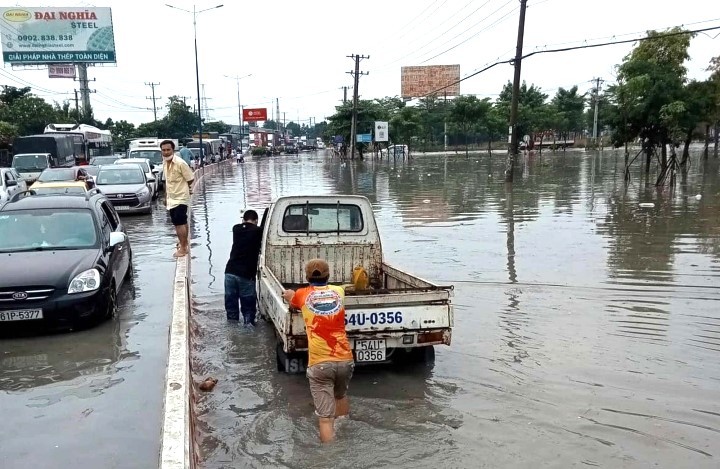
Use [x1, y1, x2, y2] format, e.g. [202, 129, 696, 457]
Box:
[243, 108, 268, 121]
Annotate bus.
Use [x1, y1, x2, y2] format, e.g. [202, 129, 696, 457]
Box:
[44, 123, 113, 163]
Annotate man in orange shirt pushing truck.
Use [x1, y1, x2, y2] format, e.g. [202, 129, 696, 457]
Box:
[283, 258, 355, 443]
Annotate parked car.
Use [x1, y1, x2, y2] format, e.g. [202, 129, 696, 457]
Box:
[30, 166, 95, 190]
[29, 181, 94, 196]
[283, 144, 299, 154]
[114, 158, 158, 199]
[89, 156, 119, 166]
[0, 168, 27, 204]
[94, 164, 153, 214]
[0, 190, 131, 327]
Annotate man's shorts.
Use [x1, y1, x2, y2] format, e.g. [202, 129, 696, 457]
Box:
[168, 204, 188, 226]
[306, 360, 354, 418]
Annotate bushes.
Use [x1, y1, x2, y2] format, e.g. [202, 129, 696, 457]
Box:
[251, 146, 268, 156]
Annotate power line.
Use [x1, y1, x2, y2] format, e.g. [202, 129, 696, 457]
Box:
[423, 23, 720, 98]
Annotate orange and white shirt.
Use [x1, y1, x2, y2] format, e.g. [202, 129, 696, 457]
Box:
[290, 284, 353, 367]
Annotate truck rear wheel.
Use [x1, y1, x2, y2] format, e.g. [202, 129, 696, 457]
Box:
[276, 342, 308, 374]
[396, 346, 435, 365]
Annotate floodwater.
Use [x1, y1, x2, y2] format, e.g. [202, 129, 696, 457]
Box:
[0, 203, 178, 468]
[191, 148, 720, 469]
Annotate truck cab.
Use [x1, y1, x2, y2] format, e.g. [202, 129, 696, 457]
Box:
[11, 153, 54, 185]
[257, 195, 454, 373]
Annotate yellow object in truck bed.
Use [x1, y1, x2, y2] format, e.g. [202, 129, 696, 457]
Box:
[352, 265, 369, 291]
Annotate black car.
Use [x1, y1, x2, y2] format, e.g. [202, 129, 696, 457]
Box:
[0, 190, 132, 327]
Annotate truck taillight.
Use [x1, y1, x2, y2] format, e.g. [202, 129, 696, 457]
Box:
[417, 331, 444, 344]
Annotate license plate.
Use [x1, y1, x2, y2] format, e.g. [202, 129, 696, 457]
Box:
[0, 309, 43, 321]
[114, 205, 129, 211]
[355, 339, 386, 362]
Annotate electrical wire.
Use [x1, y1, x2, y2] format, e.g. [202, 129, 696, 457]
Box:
[422, 24, 720, 98]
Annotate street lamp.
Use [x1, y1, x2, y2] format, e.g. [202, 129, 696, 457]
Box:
[166, 3, 223, 167]
[224, 73, 252, 148]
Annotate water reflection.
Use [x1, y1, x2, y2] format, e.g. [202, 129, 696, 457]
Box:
[190, 150, 720, 468]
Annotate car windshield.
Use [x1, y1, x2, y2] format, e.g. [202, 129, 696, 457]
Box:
[90, 156, 118, 166]
[129, 150, 162, 164]
[83, 166, 99, 177]
[38, 168, 76, 182]
[0, 209, 98, 252]
[33, 186, 86, 195]
[119, 161, 150, 173]
[12, 155, 48, 171]
[97, 168, 144, 185]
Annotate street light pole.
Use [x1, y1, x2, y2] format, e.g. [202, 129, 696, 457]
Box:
[166, 3, 223, 168]
[224, 73, 252, 140]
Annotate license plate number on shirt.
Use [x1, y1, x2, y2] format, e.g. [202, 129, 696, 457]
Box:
[0, 309, 43, 321]
[355, 339, 386, 362]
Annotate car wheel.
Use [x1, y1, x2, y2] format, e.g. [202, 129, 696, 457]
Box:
[105, 283, 118, 319]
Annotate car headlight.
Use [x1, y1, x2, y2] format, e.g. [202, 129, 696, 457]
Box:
[137, 187, 150, 196]
[68, 268, 101, 294]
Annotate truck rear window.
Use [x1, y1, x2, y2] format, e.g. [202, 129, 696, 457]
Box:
[282, 204, 364, 233]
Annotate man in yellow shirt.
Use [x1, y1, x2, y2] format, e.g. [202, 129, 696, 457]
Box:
[161, 140, 194, 258]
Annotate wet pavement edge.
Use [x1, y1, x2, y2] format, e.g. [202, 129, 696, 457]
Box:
[159, 160, 231, 469]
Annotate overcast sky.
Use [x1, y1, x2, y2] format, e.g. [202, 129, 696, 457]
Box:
[2, 0, 718, 127]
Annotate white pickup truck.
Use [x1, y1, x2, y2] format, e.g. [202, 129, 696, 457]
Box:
[257, 195, 454, 373]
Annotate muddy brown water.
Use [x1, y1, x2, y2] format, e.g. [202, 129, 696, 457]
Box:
[189, 149, 720, 468]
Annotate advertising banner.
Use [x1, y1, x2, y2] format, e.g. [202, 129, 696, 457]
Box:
[401, 65, 460, 98]
[374, 121, 388, 142]
[356, 133, 372, 143]
[0, 7, 116, 64]
[243, 108, 268, 122]
[48, 63, 75, 78]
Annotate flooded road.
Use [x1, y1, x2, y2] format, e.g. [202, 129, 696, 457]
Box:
[0, 204, 178, 468]
[190, 149, 720, 468]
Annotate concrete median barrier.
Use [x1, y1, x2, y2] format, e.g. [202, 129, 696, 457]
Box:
[159, 159, 231, 469]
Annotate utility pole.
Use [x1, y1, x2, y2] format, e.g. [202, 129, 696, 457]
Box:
[276, 98, 281, 134]
[343, 86, 348, 104]
[504, 0, 528, 183]
[347, 54, 369, 159]
[145, 82, 161, 122]
[76, 64, 94, 120]
[73, 89, 80, 120]
[592, 77, 604, 147]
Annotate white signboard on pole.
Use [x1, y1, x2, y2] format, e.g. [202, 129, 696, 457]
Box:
[0, 7, 116, 64]
[374, 121, 389, 142]
[48, 63, 76, 78]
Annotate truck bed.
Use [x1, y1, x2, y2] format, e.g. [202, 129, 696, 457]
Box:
[280, 262, 452, 309]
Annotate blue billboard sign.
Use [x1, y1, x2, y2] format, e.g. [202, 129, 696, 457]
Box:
[356, 133, 372, 143]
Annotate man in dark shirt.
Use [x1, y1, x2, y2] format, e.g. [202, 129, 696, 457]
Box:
[224, 209, 262, 325]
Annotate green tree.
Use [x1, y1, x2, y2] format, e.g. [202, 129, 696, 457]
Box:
[0, 94, 60, 135]
[109, 120, 137, 151]
[390, 106, 421, 155]
[551, 86, 586, 139]
[448, 95, 490, 157]
[496, 81, 548, 146]
[204, 120, 231, 134]
[0, 121, 19, 146]
[164, 96, 197, 139]
[613, 27, 693, 171]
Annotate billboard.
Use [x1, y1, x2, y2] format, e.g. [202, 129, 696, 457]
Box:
[374, 121, 388, 142]
[356, 133, 372, 143]
[0, 7, 116, 64]
[48, 63, 75, 78]
[243, 108, 267, 122]
[401, 65, 460, 98]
